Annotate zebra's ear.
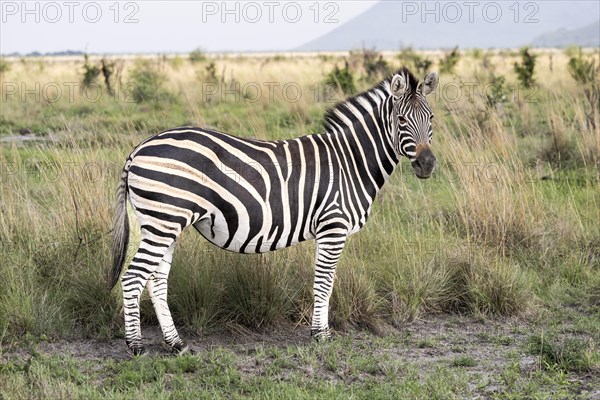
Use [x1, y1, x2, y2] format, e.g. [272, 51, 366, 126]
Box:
[420, 72, 439, 96]
[390, 74, 407, 99]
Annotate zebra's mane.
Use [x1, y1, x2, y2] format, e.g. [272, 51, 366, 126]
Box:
[323, 67, 420, 131]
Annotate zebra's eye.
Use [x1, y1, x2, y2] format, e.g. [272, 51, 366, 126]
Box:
[398, 116, 408, 126]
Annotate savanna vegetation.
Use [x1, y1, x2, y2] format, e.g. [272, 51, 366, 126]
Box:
[1, 47, 599, 398]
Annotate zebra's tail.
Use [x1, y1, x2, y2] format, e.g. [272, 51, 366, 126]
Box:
[109, 165, 130, 290]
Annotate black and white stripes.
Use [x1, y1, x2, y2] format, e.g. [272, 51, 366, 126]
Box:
[110, 67, 438, 355]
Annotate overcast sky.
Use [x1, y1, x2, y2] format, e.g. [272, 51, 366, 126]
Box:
[1, 1, 377, 54]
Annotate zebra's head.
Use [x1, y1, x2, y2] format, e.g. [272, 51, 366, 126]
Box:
[389, 69, 439, 179]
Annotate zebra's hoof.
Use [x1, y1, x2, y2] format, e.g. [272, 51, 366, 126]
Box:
[126, 339, 146, 357]
[169, 341, 192, 355]
[128, 345, 147, 357]
[310, 327, 332, 342]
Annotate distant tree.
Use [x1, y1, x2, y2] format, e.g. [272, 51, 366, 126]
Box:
[325, 61, 356, 95]
[189, 48, 207, 63]
[81, 53, 100, 89]
[0, 58, 9, 75]
[566, 47, 599, 123]
[397, 47, 433, 75]
[100, 59, 115, 96]
[440, 47, 460, 74]
[361, 48, 391, 83]
[513, 48, 536, 89]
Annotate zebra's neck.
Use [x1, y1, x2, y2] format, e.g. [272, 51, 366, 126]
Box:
[322, 84, 400, 196]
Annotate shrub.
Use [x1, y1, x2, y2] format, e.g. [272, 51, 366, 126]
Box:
[481, 52, 495, 71]
[439, 46, 460, 74]
[414, 58, 433, 75]
[484, 74, 509, 109]
[397, 47, 433, 75]
[205, 62, 218, 83]
[81, 53, 100, 88]
[189, 48, 207, 63]
[469, 48, 483, 59]
[129, 59, 174, 104]
[567, 47, 599, 109]
[513, 47, 536, 89]
[0, 58, 9, 75]
[361, 48, 391, 83]
[325, 62, 356, 95]
[100, 58, 115, 96]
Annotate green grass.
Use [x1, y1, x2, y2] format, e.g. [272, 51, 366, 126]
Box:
[449, 356, 478, 368]
[2, 327, 597, 399]
[527, 333, 599, 372]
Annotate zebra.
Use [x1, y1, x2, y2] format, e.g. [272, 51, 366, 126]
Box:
[109, 67, 438, 355]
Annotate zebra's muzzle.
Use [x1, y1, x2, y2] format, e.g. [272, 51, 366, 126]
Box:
[411, 147, 436, 179]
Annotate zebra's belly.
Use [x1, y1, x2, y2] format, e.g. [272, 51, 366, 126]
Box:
[193, 209, 313, 254]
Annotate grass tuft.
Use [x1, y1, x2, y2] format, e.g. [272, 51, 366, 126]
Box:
[528, 333, 599, 372]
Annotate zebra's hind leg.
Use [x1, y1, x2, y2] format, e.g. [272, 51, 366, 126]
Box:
[121, 233, 175, 356]
[311, 232, 347, 342]
[146, 242, 189, 355]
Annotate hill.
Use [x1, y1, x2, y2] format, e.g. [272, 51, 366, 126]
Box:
[532, 20, 600, 48]
[297, 1, 600, 50]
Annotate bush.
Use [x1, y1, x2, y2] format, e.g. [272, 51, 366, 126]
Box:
[129, 59, 174, 104]
[484, 74, 509, 109]
[189, 48, 207, 63]
[440, 46, 460, 74]
[100, 58, 115, 96]
[360, 48, 391, 83]
[481, 52, 495, 71]
[469, 48, 483, 59]
[513, 47, 536, 89]
[325, 62, 356, 95]
[81, 54, 100, 89]
[0, 58, 9, 75]
[567, 47, 599, 109]
[205, 62, 218, 83]
[397, 47, 432, 75]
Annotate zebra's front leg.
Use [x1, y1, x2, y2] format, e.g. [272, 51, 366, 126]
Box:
[147, 243, 188, 354]
[311, 233, 347, 341]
